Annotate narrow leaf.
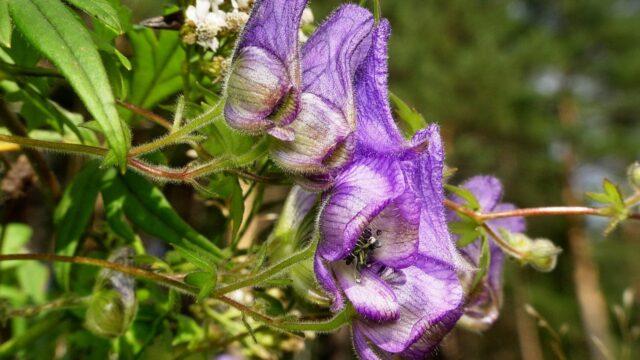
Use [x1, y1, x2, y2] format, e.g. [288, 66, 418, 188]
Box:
[53, 161, 104, 289]
[0, 0, 11, 47]
[64, 0, 124, 34]
[10, 0, 130, 169]
[101, 169, 227, 271]
[390, 91, 427, 137]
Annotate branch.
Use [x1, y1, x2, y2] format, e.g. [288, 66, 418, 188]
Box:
[444, 199, 640, 222]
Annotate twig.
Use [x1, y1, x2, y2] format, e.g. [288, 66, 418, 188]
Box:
[116, 100, 173, 130]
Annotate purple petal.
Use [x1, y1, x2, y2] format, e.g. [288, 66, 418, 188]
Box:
[354, 20, 406, 155]
[369, 195, 419, 268]
[314, 255, 345, 312]
[352, 326, 388, 360]
[225, 0, 307, 133]
[225, 46, 292, 132]
[238, 0, 306, 70]
[356, 256, 463, 354]
[318, 157, 405, 261]
[302, 5, 374, 128]
[270, 93, 355, 173]
[404, 125, 469, 270]
[334, 263, 399, 322]
[459, 176, 504, 212]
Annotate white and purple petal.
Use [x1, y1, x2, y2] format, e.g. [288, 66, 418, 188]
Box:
[355, 256, 464, 354]
[334, 263, 400, 322]
[318, 157, 405, 261]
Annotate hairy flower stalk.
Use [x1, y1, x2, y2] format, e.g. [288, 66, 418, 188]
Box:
[450, 176, 526, 332]
[311, 21, 467, 359]
[224, 0, 375, 179]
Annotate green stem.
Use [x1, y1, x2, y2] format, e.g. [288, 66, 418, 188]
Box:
[2, 296, 89, 319]
[373, 0, 382, 23]
[0, 134, 107, 157]
[129, 102, 224, 156]
[212, 240, 316, 297]
[278, 306, 353, 332]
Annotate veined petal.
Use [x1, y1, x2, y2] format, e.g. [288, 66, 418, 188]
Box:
[237, 0, 306, 69]
[270, 93, 354, 173]
[404, 125, 469, 270]
[352, 326, 389, 360]
[225, 0, 307, 133]
[318, 157, 405, 261]
[225, 46, 291, 132]
[369, 196, 419, 268]
[354, 20, 405, 155]
[356, 256, 463, 354]
[302, 4, 374, 129]
[314, 255, 345, 312]
[334, 263, 399, 322]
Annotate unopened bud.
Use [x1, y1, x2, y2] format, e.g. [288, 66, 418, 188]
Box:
[628, 162, 640, 189]
[180, 21, 198, 45]
[85, 248, 137, 338]
[527, 239, 561, 272]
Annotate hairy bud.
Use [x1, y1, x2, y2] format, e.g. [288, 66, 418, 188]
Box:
[85, 248, 137, 338]
[526, 239, 561, 272]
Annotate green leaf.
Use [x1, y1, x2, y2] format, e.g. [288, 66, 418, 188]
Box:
[9, 0, 130, 170]
[64, 0, 124, 34]
[470, 235, 491, 291]
[389, 91, 427, 137]
[184, 271, 217, 301]
[445, 184, 481, 211]
[53, 160, 104, 289]
[0, 0, 11, 47]
[0, 223, 32, 270]
[101, 169, 226, 271]
[126, 29, 184, 115]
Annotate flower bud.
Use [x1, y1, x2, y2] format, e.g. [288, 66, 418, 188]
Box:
[628, 162, 640, 189]
[85, 289, 136, 338]
[85, 248, 137, 338]
[526, 239, 561, 272]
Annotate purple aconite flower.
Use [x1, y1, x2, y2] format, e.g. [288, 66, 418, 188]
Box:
[314, 21, 466, 359]
[225, 0, 374, 175]
[451, 176, 526, 331]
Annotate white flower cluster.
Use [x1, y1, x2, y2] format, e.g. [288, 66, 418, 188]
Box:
[185, 0, 252, 51]
[185, 0, 315, 51]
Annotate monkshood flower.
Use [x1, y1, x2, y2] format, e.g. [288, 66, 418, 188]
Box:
[314, 22, 466, 359]
[224, 0, 374, 175]
[451, 176, 525, 332]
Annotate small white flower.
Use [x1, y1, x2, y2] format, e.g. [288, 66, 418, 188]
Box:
[185, 0, 228, 51]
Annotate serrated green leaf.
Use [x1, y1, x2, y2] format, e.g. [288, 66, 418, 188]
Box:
[445, 184, 481, 211]
[389, 91, 427, 137]
[126, 29, 184, 116]
[64, 0, 124, 34]
[0, 0, 11, 47]
[586, 191, 612, 204]
[603, 179, 625, 209]
[101, 169, 226, 271]
[53, 160, 104, 289]
[9, 0, 130, 170]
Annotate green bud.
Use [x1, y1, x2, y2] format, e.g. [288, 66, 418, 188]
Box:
[526, 239, 562, 272]
[85, 289, 136, 338]
[628, 162, 640, 189]
[85, 247, 137, 338]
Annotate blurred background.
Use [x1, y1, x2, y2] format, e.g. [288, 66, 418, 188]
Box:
[2, 0, 639, 359]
